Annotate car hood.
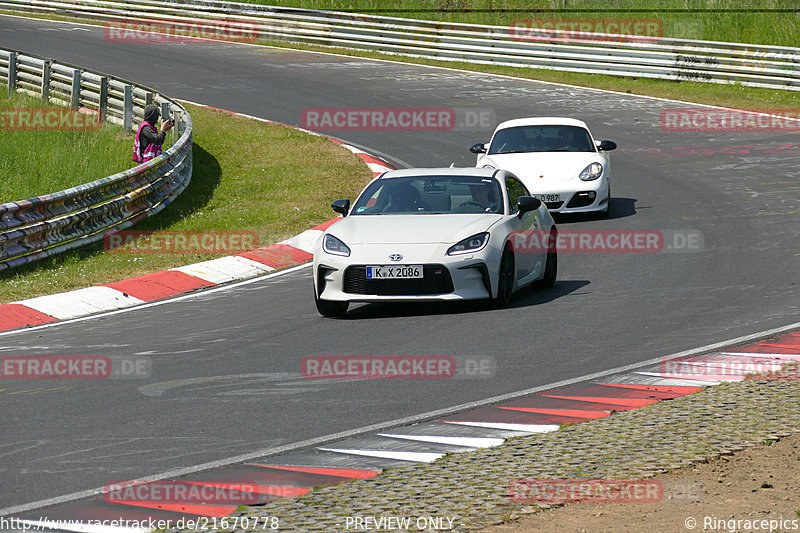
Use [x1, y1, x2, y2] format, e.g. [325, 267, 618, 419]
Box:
[484, 152, 602, 182]
[326, 214, 502, 245]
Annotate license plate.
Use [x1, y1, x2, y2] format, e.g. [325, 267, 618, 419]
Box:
[534, 194, 560, 202]
[366, 265, 423, 279]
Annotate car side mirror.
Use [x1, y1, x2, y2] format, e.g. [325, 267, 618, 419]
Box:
[597, 140, 617, 151]
[517, 196, 541, 218]
[469, 143, 487, 154]
[331, 199, 350, 217]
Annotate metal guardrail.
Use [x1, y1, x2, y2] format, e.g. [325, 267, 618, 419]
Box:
[0, 48, 193, 273]
[0, 0, 798, 90]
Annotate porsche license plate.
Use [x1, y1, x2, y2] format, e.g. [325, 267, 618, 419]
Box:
[534, 193, 560, 203]
[366, 265, 423, 279]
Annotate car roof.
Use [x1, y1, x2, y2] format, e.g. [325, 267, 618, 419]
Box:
[378, 167, 500, 180]
[494, 117, 590, 131]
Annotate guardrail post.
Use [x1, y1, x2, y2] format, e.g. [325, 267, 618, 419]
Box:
[7, 51, 17, 93]
[70, 68, 81, 108]
[123, 84, 133, 131]
[98, 76, 108, 123]
[175, 109, 184, 136]
[41, 60, 52, 103]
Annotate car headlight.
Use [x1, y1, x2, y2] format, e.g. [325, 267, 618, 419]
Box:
[323, 234, 350, 257]
[579, 162, 603, 181]
[447, 232, 490, 255]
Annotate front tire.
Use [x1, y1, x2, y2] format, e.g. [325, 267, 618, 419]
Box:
[493, 247, 515, 307]
[540, 233, 558, 288]
[599, 184, 611, 218]
[314, 288, 348, 317]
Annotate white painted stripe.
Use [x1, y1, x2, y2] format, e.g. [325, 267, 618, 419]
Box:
[719, 352, 800, 359]
[15, 519, 146, 533]
[337, 144, 363, 154]
[170, 256, 274, 284]
[603, 375, 718, 387]
[378, 433, 504, 448]
[278, 229, 324, 254]
[635, 371, 735, 383]
[16, 287, 144, 320]
[317, 447, 444, 463]
[367, 163, 393, 173]
[442, 421, 560, 433]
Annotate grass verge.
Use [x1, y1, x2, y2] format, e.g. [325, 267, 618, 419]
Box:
[231, 0, 800, 47]
[0, 88, 136, 200]
[0, 102, 372, 304]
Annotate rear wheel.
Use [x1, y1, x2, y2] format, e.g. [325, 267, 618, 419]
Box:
[493, 247, 515, 307]
[314, 288, 348, 317]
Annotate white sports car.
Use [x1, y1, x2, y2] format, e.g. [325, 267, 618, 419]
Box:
[312, 167, 558, 317]
[470, 117, 617, 216]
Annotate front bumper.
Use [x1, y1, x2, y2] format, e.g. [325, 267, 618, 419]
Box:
[535, 179, 609, 214]
[314, 244, 499, 303]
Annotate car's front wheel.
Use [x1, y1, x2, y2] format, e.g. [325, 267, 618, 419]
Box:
[493, 246, 515, 307]
[540, 230, 558, 288]
[599, 184, 611, 217]
[314, 288, 348, 318]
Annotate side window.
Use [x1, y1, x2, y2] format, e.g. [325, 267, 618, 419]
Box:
[505, 176, 530, 212]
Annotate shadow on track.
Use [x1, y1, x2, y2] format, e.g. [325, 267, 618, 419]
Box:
[341, 280, 590, 320]
[553, 197, 637, 224]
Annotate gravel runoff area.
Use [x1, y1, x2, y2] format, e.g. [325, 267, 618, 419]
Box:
[168, 376, 800, 532]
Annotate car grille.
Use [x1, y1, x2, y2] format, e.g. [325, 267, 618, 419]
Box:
[343, 265, 455, 295]
[545, 201, 564, 210]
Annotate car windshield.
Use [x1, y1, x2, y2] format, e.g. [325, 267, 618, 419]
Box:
[351, 176, 504, 215]
[488, 125, 595, 154]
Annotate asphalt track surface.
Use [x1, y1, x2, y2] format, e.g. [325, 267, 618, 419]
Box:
[1, 15, 799, 510]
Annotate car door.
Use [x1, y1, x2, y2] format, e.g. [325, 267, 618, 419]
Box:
[503, 175, 545, 285]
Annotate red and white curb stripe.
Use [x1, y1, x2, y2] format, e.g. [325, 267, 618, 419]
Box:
[7, 330, 799, 532]
[0, 108, 395, 335]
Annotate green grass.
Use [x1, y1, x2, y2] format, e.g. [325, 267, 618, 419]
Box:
[0, 102, 372, 303]
[235, 0, 800, 46]
[0, 88, 138, 200]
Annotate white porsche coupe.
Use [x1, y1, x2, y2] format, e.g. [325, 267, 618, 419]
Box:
[470, 117, 617, 216]
[312, 168, 558, 317]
